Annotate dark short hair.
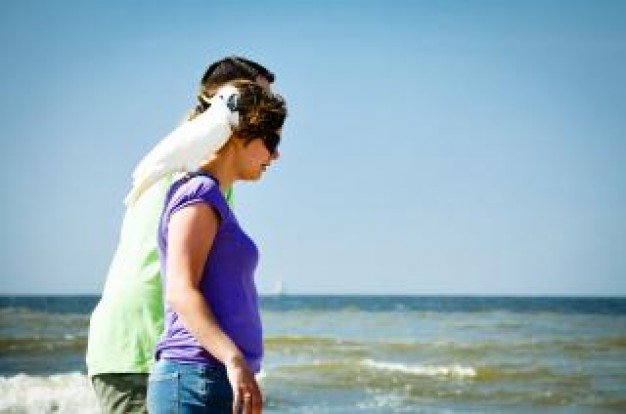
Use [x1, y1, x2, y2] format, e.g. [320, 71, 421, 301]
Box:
[190, 56, 275, 120]
[200, 56, 275, 90]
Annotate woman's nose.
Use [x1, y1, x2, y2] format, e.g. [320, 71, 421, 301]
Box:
[272, 149, 280, 160]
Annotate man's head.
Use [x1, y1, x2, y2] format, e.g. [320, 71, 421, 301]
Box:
[190, 56, 275, 120]
[201, 56, 274, 95]
[202, 56, 274, 86]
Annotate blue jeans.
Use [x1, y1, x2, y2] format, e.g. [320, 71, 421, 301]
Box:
[147, 359, 234, 414]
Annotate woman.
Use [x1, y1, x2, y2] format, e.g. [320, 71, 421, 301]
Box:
[147, 79, 287, 414]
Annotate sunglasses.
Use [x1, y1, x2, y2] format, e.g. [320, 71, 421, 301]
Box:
[262, 131, 281, 155]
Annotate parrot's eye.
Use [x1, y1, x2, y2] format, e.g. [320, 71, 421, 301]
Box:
[226, 94, 240, 112]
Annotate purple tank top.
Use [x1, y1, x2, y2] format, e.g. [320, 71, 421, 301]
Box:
[155, 173, 263, 373]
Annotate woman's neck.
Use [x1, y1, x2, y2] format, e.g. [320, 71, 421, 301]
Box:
[199, 158, 236, 194]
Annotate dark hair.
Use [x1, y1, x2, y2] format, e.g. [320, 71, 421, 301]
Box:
[227, 79, 287, 143]
[190, 56, 275, 120]
[201, 56, 275, 87]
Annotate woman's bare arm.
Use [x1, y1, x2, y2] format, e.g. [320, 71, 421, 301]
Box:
[166, 203, 262, 414]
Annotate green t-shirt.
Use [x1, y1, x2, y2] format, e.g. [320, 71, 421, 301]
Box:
[86, 174, 234, 376]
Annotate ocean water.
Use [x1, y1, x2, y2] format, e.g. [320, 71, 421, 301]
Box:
[1, 296, 625, 413]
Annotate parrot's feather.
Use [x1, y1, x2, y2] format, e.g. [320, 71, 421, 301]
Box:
[123, 85, 240, 206]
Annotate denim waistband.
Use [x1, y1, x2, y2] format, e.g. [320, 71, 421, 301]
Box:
[154, 358, 227, 376]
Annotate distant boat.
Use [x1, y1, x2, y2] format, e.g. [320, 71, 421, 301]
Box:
[272, 280, 286, 296]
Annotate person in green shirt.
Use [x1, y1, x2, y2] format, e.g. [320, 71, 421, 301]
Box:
[86, 56, 276, 414]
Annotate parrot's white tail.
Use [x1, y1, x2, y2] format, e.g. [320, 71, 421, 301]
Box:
[123, 176, 155, 207]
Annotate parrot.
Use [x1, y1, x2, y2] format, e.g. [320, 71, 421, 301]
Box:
[124, 84, 241, 206]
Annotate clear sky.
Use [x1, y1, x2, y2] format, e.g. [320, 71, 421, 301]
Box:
[0, 1, 624, 295]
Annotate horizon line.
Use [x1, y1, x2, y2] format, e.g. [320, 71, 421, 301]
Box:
[1, 293, 625, 299]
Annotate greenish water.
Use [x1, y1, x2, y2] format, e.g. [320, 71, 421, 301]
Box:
[1, 296, 625, 413]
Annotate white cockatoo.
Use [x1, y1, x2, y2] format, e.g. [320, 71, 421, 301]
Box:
[124, 84, 241, 206]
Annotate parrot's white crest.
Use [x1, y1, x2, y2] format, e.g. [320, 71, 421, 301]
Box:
[124, 84, 241, 206]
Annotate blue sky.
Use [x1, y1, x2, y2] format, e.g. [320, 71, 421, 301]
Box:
[0, 1, 624, 295]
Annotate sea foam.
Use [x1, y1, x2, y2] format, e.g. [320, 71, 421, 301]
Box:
[361, 359, 477, 378]
[0, 373, 100, 414]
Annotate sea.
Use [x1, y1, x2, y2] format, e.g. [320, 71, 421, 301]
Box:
[1, 295, 625, 414]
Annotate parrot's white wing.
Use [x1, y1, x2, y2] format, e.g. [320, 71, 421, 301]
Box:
[124, 85, 240, 206]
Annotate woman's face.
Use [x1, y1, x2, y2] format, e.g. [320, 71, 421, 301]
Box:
[235, 135, 280, 181]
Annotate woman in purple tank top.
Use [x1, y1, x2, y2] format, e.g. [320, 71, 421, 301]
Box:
[147, 80, 287, 414]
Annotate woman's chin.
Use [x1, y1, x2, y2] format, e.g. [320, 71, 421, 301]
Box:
[241, 170, 264, 181]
